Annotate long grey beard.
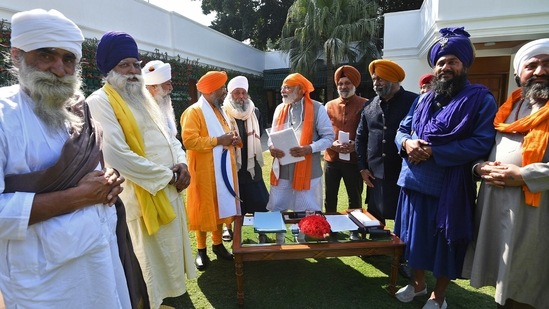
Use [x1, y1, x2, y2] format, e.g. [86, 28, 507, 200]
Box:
[153, 92, 177, 136]
[18, 60, 83, 131]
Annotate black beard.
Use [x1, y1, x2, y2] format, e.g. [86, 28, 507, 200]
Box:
[432, 72, 468, 99]
[522, 76, 549, 102]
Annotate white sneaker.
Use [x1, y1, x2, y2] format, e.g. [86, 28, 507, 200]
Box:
[422, 299, 447, 309]
[395, 284, 427, 303]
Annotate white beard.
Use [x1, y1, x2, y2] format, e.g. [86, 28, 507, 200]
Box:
[282, 90, 300, 105]
[338, 86, 356, 99]
[18, 59, 83, 131]
[153, 91, 178, 136]
[106, 71, 167, 133]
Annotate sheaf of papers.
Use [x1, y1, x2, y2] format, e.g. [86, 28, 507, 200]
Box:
[253, 211, 287, 232]
[338, 131, 350, 161]
[325, 215, 359, 232]
[267, 127, 305, 166]
[349, 211, 381, 227]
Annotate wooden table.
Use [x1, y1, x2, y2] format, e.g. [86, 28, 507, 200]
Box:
[231, 210, 405, 305]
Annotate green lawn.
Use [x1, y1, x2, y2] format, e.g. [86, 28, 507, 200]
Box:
[165, 151, 496, 309]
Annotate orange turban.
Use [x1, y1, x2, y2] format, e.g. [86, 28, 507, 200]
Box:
[196, 71, 228, 94]
[368, 59, 405, 83]
[334, 65, 361, 87]
[282, 73, 314, 94]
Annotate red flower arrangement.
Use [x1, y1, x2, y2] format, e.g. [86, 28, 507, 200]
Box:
[298, 215, 331, 239]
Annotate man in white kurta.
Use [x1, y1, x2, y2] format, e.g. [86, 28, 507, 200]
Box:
[87, 31, 196, 309]
[0, 9, 130, 308]
[463, 38, 549, 309]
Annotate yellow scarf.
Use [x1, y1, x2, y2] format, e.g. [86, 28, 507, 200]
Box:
[103, 83, 175, 234]
[494, 88, 549, 207]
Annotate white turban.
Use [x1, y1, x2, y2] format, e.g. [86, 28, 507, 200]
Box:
[10, 9, 84, 61]
[142, 60, 172, 85]
[227, 76, 249, 94]
[513, 38, 549, 76]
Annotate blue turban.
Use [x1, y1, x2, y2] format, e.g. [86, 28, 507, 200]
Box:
[428, 27, 475, 68]
[96, 31, 139, 75]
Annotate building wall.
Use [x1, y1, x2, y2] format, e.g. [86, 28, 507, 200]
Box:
[0, 0, 267, 75]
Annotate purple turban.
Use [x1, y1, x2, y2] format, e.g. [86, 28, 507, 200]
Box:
[96, 31, 139, 75]
[428, 27, 475, 68]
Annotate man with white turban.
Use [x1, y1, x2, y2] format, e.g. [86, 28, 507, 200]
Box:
[463, 38, 549, 309]
[87, 31, 196, 309]
[221, 76, 269, 242]
[0, 9, 131, 308]
[143, 60, 178, 137]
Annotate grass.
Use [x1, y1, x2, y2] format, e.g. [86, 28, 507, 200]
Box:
[164, 151, 496, 308]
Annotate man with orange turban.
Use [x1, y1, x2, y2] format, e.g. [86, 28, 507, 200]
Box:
[181, 71, 241, 270]
[463, 38, 549, 309]
[324, 65, 367, 240]
[267, 73, 334, 243]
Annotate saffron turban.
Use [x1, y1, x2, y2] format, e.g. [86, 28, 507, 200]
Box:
[419, 73, 435, 87]
[96, 31, 139, 75]
[428, 27, 475, 68]
[10, 9, 84, 61]
[334, 65, 361, 87]
[227, 76, 249, 94]
[196, 71, 228, 94]
[368, 59, 405, 83]
[283, 73, 314, 94]
[142, 60, 171, 85]
[513, 38, 549, 76]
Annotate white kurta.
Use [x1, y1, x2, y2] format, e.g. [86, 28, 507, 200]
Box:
[87, 88, 196, 309]
[463, 100, 549, 308]
[0, 85, 131, 308]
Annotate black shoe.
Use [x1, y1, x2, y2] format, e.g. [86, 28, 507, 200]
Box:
[195, 249, 210, 271]
[212, 243, 233, 260]
[399, 263, 412, 279]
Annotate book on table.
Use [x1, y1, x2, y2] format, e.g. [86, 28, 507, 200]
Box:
[348, 210, 382, 230]
[253, 211, 287, 233]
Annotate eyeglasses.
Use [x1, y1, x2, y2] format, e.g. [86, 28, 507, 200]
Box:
[280, 85, 294, 91]
[117, 60, 142, 70]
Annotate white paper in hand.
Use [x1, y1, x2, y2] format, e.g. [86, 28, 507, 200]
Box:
[268, 127, 305, 166]
[338, 131, 350, 161]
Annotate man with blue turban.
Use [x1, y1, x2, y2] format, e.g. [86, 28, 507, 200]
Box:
[393, 27, 498, 309]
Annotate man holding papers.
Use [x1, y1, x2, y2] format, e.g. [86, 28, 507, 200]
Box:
[267, 73, 334, 215]
[324, 65, 368, 217]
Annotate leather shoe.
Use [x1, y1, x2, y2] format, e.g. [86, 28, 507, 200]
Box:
[195, 249, 209, 271]
[212, 244, 233, 260]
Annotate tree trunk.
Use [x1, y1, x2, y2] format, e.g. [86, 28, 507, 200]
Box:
[326, 50, 334, 102]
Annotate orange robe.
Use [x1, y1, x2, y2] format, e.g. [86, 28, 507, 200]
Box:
[181, 101, 240, 231]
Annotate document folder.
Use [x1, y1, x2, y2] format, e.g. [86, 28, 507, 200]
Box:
[253, 211, 287, 233]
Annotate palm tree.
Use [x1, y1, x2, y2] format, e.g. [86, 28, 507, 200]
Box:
[280, 0, 380, 101]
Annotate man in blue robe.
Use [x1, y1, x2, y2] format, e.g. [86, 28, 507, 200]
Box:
[393, 27, 498, 309]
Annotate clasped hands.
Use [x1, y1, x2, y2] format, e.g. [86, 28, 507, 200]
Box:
[170, 163, 191, 193]
[332, 140, 355, 154]
[269, 145, 312, 158]
[404, 139, 432, 164]
[76, 168, 124, 206]
[474, 161, 524, 187]
[217, 131, 241, 147]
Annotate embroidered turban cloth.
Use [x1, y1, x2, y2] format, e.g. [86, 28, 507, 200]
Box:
[334, 65, 361, 87]
[419, 73, 435, 87]
[368, 59, 405, 83]
[227, 76, 249, 94]
[11, 9, 84, 61]
[96, 31, 139, 75]
[513, 38, 549, 76]
[282, 73, 315, 93]
[428, 27, 475, 68]
[142, 60, 171, 86]
[196, 71, 228, 94]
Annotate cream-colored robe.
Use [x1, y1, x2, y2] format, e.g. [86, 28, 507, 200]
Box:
[87, 88, 196, 309]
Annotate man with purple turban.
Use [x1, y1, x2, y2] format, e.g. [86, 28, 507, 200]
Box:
[181, 71, 241, 270]
[393, 27, 498, 309]
[0, 9, 131, 308]
[324, 66, 367, 239]
[87, 31, 196, 309]
[463, 38, 549, 309]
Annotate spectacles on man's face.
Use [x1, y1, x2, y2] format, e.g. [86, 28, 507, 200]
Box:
[116, 60, 142, 70]
[280, 85, 295, 91]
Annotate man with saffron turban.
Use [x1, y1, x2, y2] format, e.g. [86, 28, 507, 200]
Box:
[463, 38, 549, 309]
[393, 27, 497, 309]
[181, 71, 241, 271]
[0, 10, 131, 308]
[324, 66, 367, 231]
[356, 59, 417, 224]
[87, 31, 196, 309]
[267, 73, 334, 243]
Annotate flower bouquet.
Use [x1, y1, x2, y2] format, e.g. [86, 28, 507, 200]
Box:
[298, 214, 331, 240]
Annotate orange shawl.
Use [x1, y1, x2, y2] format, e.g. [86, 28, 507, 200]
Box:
[494, 88, 549, 207]
[270, 74, 314, 190]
